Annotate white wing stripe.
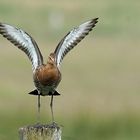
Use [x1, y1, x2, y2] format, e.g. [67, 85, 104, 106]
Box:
[0, 23, 43, 71]
[54, 18, 98, 66]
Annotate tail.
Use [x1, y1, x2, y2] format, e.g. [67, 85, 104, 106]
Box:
[28, 89, 60, 96]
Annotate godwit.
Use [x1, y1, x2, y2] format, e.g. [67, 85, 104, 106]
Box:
[0, 18, 98, 122]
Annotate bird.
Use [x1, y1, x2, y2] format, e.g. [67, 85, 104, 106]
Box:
[0, 18, 98, 122]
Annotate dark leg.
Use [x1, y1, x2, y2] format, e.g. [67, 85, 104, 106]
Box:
[37, 94, 41, 123]
[50, 94, 54, 122]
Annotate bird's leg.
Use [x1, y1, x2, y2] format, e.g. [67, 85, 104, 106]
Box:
[37, 94, 41, 123]
[50, 94, 54, 122]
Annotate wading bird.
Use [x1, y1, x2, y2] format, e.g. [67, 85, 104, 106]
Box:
[0, 18, 98, 122]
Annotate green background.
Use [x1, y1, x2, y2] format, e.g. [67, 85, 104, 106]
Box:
[0, 0, 140, 139]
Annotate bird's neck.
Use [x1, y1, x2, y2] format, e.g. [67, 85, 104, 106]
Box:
[46, 60, 56, 69]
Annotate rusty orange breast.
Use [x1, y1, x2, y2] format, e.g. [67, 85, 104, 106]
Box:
[34, 64, 61, 86]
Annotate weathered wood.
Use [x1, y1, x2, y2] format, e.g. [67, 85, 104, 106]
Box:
[19, 123, 62, 140]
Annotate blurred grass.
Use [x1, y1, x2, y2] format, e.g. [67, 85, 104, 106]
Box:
[0, 0, 140, 140]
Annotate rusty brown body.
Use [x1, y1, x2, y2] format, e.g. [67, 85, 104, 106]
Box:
[33, 54, 61, 96]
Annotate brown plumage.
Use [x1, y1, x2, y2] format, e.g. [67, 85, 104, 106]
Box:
[33, 55, 61, 95]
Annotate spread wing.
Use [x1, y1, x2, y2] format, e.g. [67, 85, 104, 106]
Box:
[0, 23, 43, 72]
[54, 18, 98, 67]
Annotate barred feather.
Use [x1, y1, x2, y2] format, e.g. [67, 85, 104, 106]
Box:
[0, 23, 43, 71]
[54, 18, 98, 67]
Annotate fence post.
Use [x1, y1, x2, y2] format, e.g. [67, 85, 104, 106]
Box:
[19, 123, 62, 140]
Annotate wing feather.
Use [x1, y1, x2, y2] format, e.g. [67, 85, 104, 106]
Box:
[0, 23, 43, 71]
[54, 18, 98, 67]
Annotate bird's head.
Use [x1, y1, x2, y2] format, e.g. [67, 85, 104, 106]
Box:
[47, 53, 56, 65]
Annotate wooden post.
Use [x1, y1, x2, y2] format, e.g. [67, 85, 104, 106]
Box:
[19, 123, 62, 140]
